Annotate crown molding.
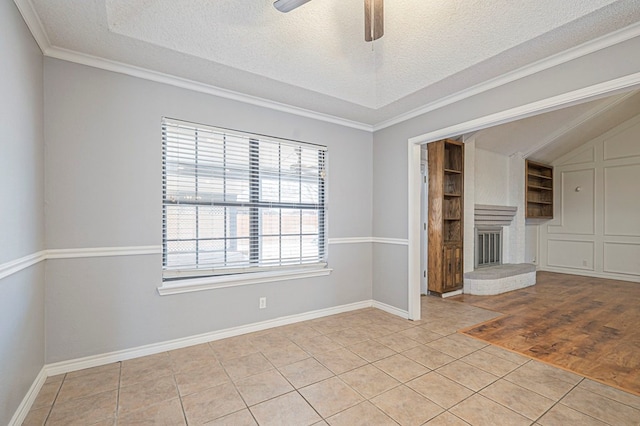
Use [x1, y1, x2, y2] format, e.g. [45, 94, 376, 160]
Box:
[373, 21, 640, 131]
[12, 0, 49, 53]
[45, 46, 374, 132]
[13, 0, 372, 132]
[14, 0, 640, 133]
[408, 72, 640, 146]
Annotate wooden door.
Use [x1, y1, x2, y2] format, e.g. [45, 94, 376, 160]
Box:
[443, 245, 463, 291]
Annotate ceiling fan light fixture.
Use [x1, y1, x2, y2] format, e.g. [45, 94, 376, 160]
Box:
[365, 0, 384, 42]
[273, 0, 312, 13]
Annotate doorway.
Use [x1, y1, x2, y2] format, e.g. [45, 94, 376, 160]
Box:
[407, 77, 640, 321]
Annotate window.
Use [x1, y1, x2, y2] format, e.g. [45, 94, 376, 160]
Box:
[162, 118, 327, 282]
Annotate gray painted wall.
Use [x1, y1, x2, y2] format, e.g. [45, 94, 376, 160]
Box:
[43, 58, 373, 362]
[372, 35, 640, 309]
[0, 2, 45, 423]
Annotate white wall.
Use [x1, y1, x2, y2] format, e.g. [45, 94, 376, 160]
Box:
[470, 149, 526, 266]
[372, 34, 640, 310]
[538, 113, 640, 282]
[43, 58, 374, 362]
[525, 224, 539, 264]
[0, 2, 45, 423]
[475, 149, 510, 205]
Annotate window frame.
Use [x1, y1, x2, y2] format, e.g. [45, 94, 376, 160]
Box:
[160, 117, 329, 292]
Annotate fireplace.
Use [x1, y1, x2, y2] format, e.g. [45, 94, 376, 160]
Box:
[466, 204, 536, 296]
[475, 227, 502, 268]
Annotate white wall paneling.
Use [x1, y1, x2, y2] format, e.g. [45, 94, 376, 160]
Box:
[547, 239, 595, 270]
[539, 113, 640, 282]
[562, 146, 596, 166]
[603, 242, 640, 276]
[548, 168, 596, 235]
[604, 164, 640, 236]
[603, 114, 640, 160]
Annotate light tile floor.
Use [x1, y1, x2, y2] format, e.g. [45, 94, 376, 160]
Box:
[24, 296, 640, 425]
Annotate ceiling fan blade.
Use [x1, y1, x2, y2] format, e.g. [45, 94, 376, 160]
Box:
[365, 0, 384, 42]
[274, 0, 312, 13]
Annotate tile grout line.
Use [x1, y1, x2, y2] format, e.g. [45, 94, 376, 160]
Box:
[169, 371, 189, 426]
[28, 304, 640, 425]
[528, 377, 613, 426]
[115, 362, 122, 424]
[43, 372, 66, 424]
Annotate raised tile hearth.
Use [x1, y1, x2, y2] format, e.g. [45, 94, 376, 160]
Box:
[464, 263, 536, 295]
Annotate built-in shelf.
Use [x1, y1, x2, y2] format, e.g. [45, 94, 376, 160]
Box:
[428, 139, 464, 295]
[526, 160, 553, 219]
[528, 184, 552, 191]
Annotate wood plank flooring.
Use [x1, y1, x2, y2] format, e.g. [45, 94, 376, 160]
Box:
[453, 271, 640, 396]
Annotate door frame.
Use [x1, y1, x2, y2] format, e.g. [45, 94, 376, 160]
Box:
[406, 73, 640, 321]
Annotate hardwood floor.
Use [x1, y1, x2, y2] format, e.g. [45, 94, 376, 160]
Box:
[453, 271, 640, 396]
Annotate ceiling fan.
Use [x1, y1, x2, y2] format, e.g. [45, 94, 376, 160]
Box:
[273, 0, 384, 42]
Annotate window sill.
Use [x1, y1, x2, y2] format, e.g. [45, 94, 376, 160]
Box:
[157, 266, 333, 296]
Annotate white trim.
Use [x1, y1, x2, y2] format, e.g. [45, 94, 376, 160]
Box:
[521, 90, 639, 158]
[408, 73, 640, 146]
[47, 47, 373, 132]
[11, 298, 412, 420]
[47, 246, 162, 259]
[8, 367, 47, 426]
[329, 237, 409, 245]
[0, 247, 162, 281]
[372, 237, 409, 246]
[374, 21, 640, 131]
[12, 0, 50, 53]
[328, 237, 372, 245]
[0, 251, 46, 281]
[157, 267, 332, 296]
[372, 300, 410, 319]
[538, 266, 640, 283]
[440, 289, 463, 298]
[407, 143, 422, 321]
[14, 0, 640, 132]
[0, 239, 414, 282]
[44, 299, 376, 376]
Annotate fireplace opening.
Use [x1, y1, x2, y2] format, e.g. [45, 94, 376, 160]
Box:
[475, 227, 502, 268]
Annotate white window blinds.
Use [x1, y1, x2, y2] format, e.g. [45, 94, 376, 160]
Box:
[162, 118, 327, 280]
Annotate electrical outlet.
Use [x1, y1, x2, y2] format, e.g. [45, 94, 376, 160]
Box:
[259, 297, 267, 309]
[582, 260, 588, 267]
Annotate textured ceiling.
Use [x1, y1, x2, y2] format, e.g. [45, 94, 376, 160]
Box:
[26, 0, 640, 125]
[473, 89, 640, 163]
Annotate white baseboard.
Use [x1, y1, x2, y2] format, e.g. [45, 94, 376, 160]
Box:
[14, 298, 408, 421]
[372, 301, 410, 319]
[538, 266, 640, 283]
[45, 299, 380, 376]
[441, 289, 463, 298]
[8, 367, 47, 426]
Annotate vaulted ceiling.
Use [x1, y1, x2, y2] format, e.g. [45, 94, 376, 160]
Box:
[472, 89, 640, 162]
[20, 0, 640, 127]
